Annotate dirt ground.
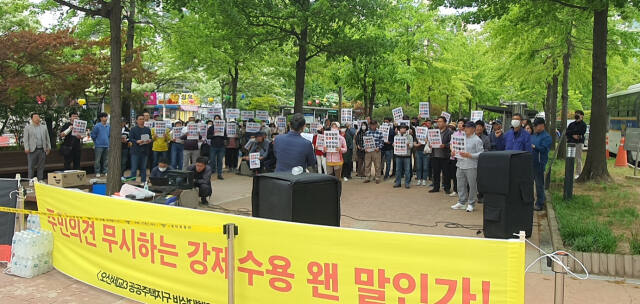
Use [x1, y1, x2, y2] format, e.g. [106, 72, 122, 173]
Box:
[2, 172, 640, 303]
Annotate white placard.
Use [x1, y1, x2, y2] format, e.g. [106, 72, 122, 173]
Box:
[341, 109, 352, 125]
[207, 107, 217, 119]
[246, 122, 261, 133]
[226, 108, 240, 120]
[214, 120, 225, 136]
[394, 136, 407, 155]
[315, 134, 325, 150]
[486, 124, 493, 134]
[301, 133, 314, 142]
[471, 111, 483, 122]
[276, 116, 287, 133]
[416, 127, 428, 144]
[172, 127, 182, 138]
[249, 152, 261, 169]
[140, 134, 150, 142]
[72, 120, 87, 137]
[392, 107, 404, 121]
[427, 129, 442, 148]
[364, 136, 376, 152]
[451, 134, 466, 159]
[380, 125, 390, 143]
[441, 112, 451, 123]
[397, 120, 410, 127]
[311, 122, 321, 131]
[154, 121, 166, 137]
[226, 122, 237, 138]
[187, 124, 199, 140]
[198, 123, 207, 136]
[324, 130, 340, 153]
[144, 121, 153, 129]
[419, 102, 430, 119]
[255, 110, 269, 122]
[241, 111, 255, 121]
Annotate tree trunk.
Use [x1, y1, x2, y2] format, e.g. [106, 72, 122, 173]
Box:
[122, 0, 135, 119]
[230, 61, 239, 108]
[406, 58, 411, 106]
[579, 7, 611, 182]
[368, 79, 376, 117]
[107, 0, 123, 195]
[293, 27, 308, 114]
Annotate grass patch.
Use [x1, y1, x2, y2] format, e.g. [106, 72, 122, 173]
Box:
[549, 155, 640, 254]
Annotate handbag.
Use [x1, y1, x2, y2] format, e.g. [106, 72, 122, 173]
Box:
[200, 142, 210, 157]
[423, 142, 432, 154]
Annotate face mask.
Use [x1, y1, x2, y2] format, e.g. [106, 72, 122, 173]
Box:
[511, 120, 520, 128]
[159, 167, 167, 172]
[361, 126, 366, 130]
[340, 128, 346, 133]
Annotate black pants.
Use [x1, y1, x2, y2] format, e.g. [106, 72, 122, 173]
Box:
[342, 158, 353, 178]
[225, 148, 239, 170]
[195, 182, 212, 198]
[448, 159, 458, 192]
[432, 157, 451, 191]
[64, 147, 81, 170]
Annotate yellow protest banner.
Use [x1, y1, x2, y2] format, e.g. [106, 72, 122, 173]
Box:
[35, 183, 525, 304]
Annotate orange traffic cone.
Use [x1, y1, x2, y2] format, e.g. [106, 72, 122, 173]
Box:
[615, 137, 628, 167]
[606, 135, 610, 160]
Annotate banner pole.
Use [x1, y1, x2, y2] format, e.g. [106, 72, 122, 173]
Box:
[224, 223, 238, 304]
[553, 252, 568, 304]
[16, 173, 25, 231]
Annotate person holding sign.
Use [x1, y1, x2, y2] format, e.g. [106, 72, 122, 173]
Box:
[181, 120, 201, 169]
[364, 121, 384, 184]
[242, 132, 270, 173]
[393, 124, 414, 189]
[380, 118, 395, 180]
[312, 128, 326, 174]
[450, 121, 484, 212]
[151, 120, 171, 168]
[170, 121, 184, 170]
[125, 114, 152, 183]
[428, 116, 454, 194]
[324, 122, 348, 181]
[414, 121, 431, 186]
[59, 112, 83, 170]
[207, 115, 227, 180]
[90, 112, 110, 177]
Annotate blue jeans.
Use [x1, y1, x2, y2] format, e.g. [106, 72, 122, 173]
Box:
[129, 153, 148, 182]
[121, 148, 129, 176]
[152, 150, 168, 168]
[534, 165, 546, 207]
[382, 150, 393, 178]
[171, 143, 184, 170]
[415, 151, 430, 180]
[209, 146, 226, 176]
[94, 147, 108, 174]
[394, 156, 411, 186]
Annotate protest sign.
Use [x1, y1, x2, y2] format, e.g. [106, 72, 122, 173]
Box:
[33, 183, 526, 304]
[301, 132, 314, 142]
[154, 121, 167, 137]
[324, 130, 340, 153]
[452, 133, 466, 159]
[241, 111, 255, 121]
[486, 123, 493, 134]
[172, 127, 182, 138]
[419, 102, 430, 119]
[315, 134, 324, 150]
[441, 111, 451, 123]
[213, 120, 225, 136]
[416, 127, 428, 144]
[72, 120, 87, 137]
[207, 107, 216, 119]
[198, 123, 207, 136]
[276, 116, 287, 133]
[427, 129, 442, 148]
[249, 152, 261, 169]
[226, 122, 237, 138]
[394, 136, 407, 155]
[255, 110, 269, 122]
[226, 108, 240, 120]
[187, 124, 199, 140]
[471, 111, 484, 122]
[341, 109, 352, 125]
[364, 136, 376, 152]
[397, 120, 410, 127]
[310, 122, 321, 132]
[392, 107, 404, 121]
[144, 121, 153, 129]
[140, 134, 150, 142]
[246, 122, 261, 133]
[380, 125, 390, 142]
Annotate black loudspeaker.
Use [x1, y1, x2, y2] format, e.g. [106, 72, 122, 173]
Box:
[252, 173, 341, 226]
[478, 151, 534, 239]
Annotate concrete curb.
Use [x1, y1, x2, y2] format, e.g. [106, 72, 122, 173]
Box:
[546, 190, 640, 278]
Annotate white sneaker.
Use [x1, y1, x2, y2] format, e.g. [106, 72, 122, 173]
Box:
[343, 177, 348, 182]
[451, 203, 466, 210]
[466, 204, 474, 212]
[421, 180, 427, 186]
[415, 180, 422, 186]
[96, 173, 101, 178]
[448, 191, 457, 197]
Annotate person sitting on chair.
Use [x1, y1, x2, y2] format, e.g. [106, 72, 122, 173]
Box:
[187, 156, 213, 205]
[150, 158, 173, 178]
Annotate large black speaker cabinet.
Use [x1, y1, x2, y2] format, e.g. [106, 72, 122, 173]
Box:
[478, 151, 534, 239]
[252, 173, 341, 226]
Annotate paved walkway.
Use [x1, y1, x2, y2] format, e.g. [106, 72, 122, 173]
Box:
[2, 173, 639, 303]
